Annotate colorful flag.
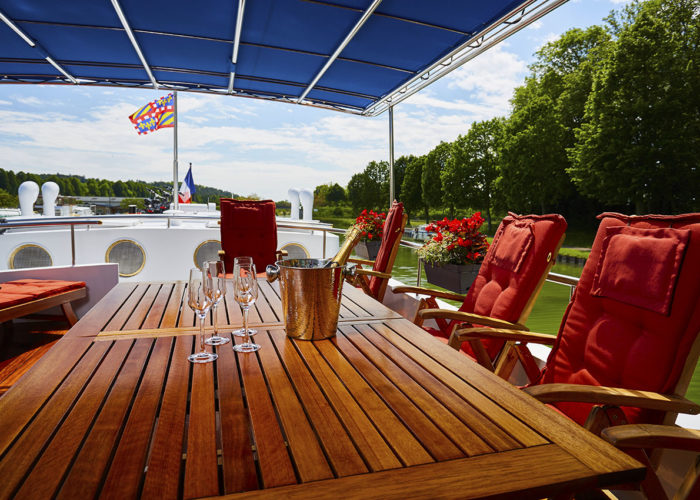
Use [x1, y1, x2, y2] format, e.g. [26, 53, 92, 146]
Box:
[178, 164, 196, 203]
[128, 93, 175, 135]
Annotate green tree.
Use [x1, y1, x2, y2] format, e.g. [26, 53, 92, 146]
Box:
[347, 161, 389, 212]
[498, 25, 609, 214]
[0, 188, 18, 208]
[0, 169, 9, 192]
[112, 180, 128, 197]
[119, 197, 146, 212]
[401, 155, 428, 222]
[326, 183, 346, 204]
[569, 0, 700, 213]
[99, 181, 114, 197]
[421, 141, 451, 216]
[445, 118, 505, 232]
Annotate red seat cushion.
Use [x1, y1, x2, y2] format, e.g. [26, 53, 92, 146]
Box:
[0, 279, 86, 309]
[431, 213, 566, 360]
[369, 201, 404, 298]
[220, 199, 278, 272]
[540, 213, 700, 426]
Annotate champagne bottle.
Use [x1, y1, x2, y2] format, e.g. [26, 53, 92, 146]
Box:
[326, 226, 361, 267]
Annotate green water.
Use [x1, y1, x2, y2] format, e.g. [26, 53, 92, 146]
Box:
[388, 245, 700, 404]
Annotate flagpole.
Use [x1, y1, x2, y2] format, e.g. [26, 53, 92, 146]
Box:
[173, 91, 179, 210]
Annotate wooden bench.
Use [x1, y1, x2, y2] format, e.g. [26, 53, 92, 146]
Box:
[0, 279, 87, 327]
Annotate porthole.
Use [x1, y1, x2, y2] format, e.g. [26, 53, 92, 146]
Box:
[281, 243, 309, 260]
[9, 244, 52, 269]
[194, 240, 222, 269]
[106, 239, 146, 277]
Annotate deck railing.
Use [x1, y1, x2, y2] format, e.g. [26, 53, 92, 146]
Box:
[1, 216, 580, 294]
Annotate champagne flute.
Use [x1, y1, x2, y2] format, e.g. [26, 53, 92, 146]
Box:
[233, 261, 260, 353]
[188, 267, 218, 363]
[203, 260, 230, 346]
[232, 256, 257, 337]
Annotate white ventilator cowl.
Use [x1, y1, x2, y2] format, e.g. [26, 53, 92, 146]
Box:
[288, 188, 300, 220]
[299, 189, 313, 221]
[18, 181, 40, 217]
[41, 181, 60, 217]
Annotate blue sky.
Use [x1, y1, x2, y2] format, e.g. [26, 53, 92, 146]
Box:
[0, 0, 630, 202]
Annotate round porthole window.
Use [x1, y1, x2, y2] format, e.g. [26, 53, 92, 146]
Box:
[194, 240, 222, 269]
[280, 243, 309, 260]
[106, 239, 146, 277]
[9, 244, 52, 269]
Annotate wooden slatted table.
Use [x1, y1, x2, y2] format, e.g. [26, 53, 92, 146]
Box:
[0, 280, 644, 499]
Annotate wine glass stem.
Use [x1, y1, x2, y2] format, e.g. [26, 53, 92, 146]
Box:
[212, 304, 218, 337]
[243, 307, 250, 344]
[199, 312, 206, 352]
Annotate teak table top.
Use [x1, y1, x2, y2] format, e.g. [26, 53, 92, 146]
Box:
[0, 280, 644, 499]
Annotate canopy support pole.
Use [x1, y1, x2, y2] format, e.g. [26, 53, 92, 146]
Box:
[173, 91, 179, 209]
[389, 104, 395, 205]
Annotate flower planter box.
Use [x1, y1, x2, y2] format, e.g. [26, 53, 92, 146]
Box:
[424, 262, 481, 294]
[355, 240, 381, 260]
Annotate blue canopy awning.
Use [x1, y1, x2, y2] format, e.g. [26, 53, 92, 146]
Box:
[0, 0, 567, 115]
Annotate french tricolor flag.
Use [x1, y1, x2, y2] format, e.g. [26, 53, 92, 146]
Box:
[178, 164, 196, 204]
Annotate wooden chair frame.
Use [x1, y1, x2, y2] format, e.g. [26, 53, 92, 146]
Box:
[396, 233, 566, 369]
[348, 212, 408, 303]
[0, 287, 86, 327]
[602, 424, 700, 500]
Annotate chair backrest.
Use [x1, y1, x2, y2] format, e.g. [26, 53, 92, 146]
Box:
[368, 201, 407, 301]
[540, 213, 700, 426]
[457, 213, 567, 358]
[219, 198, 278, 271]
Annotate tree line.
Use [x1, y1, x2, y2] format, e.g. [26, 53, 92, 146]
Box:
[0, 168, 236, 206]
[331, 0, 699, 229]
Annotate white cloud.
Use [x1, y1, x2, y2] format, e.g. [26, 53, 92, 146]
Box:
[528, 20, 543, 30]
[16, 96, 42, 106]
[440, 46, 527, 114]
[0, 100, 11, 106]
[536, 32, 562, 50]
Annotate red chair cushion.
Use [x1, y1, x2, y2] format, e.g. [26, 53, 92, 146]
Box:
[441, 213, 567, 360]
[541, 213, 700, 426]
[220, 199, 278, 272]
[0, 279, 86, 309]
[591, 226, 689, 315]
[490, 220, 534, 273]
[369, 201, 404, 298]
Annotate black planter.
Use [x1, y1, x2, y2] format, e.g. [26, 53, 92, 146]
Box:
[355, 240, 381, 260]
[424, 262, 481, 294]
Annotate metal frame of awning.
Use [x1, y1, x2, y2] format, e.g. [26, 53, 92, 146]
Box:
[0, 0, 568, 116]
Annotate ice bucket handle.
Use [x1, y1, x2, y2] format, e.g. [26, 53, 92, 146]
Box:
[266, 264, 280, 283]
[266, 261, 356, 283]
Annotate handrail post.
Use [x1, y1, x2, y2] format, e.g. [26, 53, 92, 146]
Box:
[323, 229, 327, 259]
[70, 225, 76, 266]
[417, 257, 423, 287]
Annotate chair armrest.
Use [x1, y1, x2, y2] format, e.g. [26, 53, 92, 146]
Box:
[348, 257, 375, 267]
[218, 250, 226, 257]
[392, 285, 466, 302]
[523, 384, 700, 415]
[601, 424, 700, 452]
[419, 311, 528, 331]
[355, 269, 391, 279]
[453, 327, 553, 343]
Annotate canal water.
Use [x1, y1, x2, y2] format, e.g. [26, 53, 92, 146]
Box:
[388, 244, 582, 335]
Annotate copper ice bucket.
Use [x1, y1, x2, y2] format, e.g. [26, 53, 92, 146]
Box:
[266, 259, 354, 340]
